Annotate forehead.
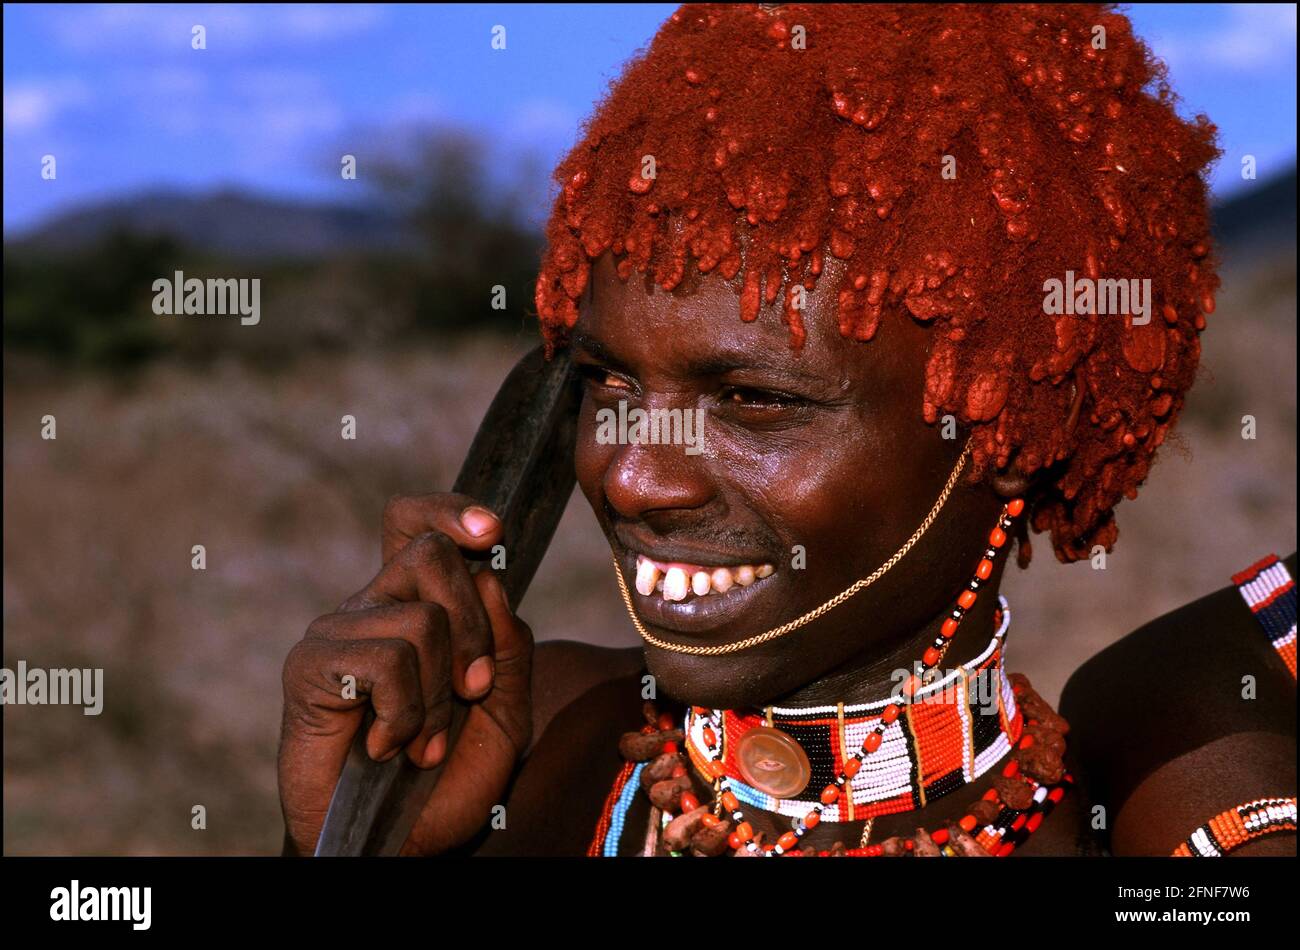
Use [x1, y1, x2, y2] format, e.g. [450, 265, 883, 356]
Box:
[574, 252, 875, 379]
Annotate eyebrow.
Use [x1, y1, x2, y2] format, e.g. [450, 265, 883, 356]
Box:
[571, 331, 831, 385]
[571, 332, 632, 373]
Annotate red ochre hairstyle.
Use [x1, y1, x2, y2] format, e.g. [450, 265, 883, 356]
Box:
[534, 3, 1220, 563]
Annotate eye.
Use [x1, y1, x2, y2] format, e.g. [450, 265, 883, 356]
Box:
[719, 385, 802, 409]
[578, 364, 632, 391]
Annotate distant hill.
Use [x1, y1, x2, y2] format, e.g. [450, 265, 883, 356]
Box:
[1211, 168, 1296, 259]
[5, 166, 1294, 262]
[5, 188, 420, 260]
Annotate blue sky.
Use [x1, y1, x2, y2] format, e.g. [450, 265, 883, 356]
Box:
[4, 3, 1296, 234]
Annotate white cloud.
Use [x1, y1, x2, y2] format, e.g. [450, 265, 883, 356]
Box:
[2, 78, 91, 134]
[1151, 4, 1298, 74]
[48, 3, 389, 54]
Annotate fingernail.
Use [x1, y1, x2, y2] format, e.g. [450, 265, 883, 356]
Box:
[460, 506, 498, 537]
[466, 656, 494, 695]
[422, 731, 448, 768]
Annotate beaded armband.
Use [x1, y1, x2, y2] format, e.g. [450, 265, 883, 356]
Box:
[1232, 554, 1296, 679]
[1171, 797, 1297, 857]
[1169, 556, 1299, 857]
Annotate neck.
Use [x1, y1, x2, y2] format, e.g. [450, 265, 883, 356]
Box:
[772, 559, 1009, 709]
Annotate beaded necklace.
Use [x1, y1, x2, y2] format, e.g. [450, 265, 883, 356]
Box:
[593, 498, 1076, 857]
[682, 602, 1020, 823]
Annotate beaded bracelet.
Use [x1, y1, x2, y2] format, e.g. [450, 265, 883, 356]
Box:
[1171, 797, 1297, 857]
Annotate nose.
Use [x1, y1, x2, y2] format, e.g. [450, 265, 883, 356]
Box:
[603, 432, 716, 523]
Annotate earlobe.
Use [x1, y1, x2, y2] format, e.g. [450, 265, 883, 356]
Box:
[990, 369, 1086, 502]
[990, 468, 1033, 499]
[987, 442, 1037, 500]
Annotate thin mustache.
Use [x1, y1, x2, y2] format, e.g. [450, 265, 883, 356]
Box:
[607, 515, 782, 559]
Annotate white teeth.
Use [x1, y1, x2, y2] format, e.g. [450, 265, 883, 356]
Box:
[663, 567, 689, 602]
[631, 555, 776, 601]
[636, 557, 662, 597]
[637, 556, 665, 595]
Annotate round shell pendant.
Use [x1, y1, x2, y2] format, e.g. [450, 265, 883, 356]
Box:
[735, 726, 812, 798]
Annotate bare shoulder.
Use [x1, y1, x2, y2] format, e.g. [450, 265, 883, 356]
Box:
[1059, 552, 1296, 855]
[470, 641, 646, 855]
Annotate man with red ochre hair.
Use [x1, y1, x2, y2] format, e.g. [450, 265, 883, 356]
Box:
[278, 5, 1295, 857]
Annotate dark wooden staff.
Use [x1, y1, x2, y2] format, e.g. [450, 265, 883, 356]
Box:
[314, 344, 580, 856]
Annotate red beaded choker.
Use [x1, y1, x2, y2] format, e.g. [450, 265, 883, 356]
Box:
[683, 601, 1020, 823]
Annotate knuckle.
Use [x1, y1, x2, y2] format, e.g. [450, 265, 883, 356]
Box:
[304, 612, 338, 640]
[409, 600, 449, 634]
[411, 530, 457, 564]
[281, 643, 307, 686]
[336, 595, 364, 613]
[416, 527, 457, 556]
[375, 637, 420, 676]
[282, 641, 329, 697]
[381, 493, 414, 528]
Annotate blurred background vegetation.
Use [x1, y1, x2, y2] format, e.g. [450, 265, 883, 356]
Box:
[4, 131, 546, 370]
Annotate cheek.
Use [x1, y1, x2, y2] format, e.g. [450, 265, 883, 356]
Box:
[751, 442, 882, 565]
[737, 406, 934, 571]
[573, 398, 615, 507]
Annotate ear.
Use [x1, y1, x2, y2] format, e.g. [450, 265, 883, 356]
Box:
[986, 444, 1040, 501]
[991, 367, 1086, 501]
[991, 467, 1032, 500]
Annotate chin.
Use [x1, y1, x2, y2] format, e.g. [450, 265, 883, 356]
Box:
[644, 645, 800, 711]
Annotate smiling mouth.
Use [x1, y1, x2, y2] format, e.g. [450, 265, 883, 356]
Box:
[634, 554, 777, 602]
[614, 545, 782, 637]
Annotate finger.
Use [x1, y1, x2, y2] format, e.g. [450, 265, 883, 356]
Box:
[350, 639, 429, 761]
[403, 576, 535, 852]
[410, 571, 522, 779]
[382, 493, 503, 564]
[431, 571, 535, 767]
[279, 644, 364, 854]
[340, 532, 494, 700]
[282, 635, 427, 761]
[306, 636, 427, 761]
[305, 604, 454, 765]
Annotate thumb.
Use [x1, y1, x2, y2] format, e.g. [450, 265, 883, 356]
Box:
[471, 570, 534, 703]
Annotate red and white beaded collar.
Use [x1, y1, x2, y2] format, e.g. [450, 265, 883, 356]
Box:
[683, 598, 1022, 822]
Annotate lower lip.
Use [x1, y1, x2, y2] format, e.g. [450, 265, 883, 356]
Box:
[621, 551, 779, 637]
